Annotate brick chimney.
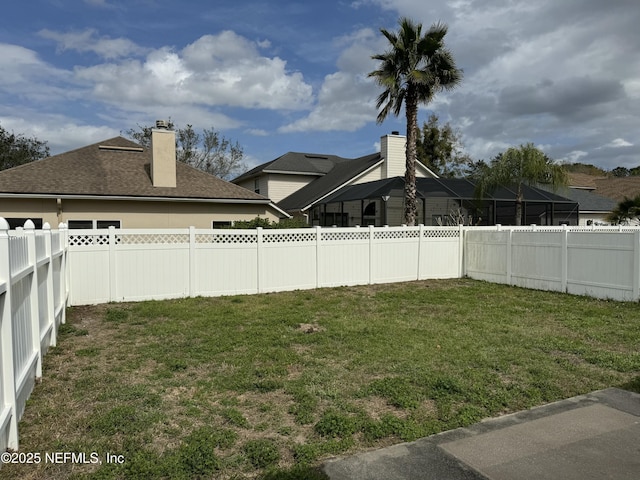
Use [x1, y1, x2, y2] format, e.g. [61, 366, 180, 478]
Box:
[151, 120, 176, 188]
[381, 132, 406, 179]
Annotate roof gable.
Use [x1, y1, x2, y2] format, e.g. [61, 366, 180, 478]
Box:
[277, 153, 382, 211]
[0, 137, 268, 201]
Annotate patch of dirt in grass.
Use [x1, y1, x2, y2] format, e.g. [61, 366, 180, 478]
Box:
[298, 323, 325, 334]
[352, 396, 412, 420]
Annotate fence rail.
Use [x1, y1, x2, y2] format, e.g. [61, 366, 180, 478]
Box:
[0, 219, 69, 453]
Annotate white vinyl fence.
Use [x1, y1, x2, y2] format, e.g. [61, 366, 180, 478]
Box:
[67, 225, 464, 305]
[465, 225, 640, 302]
[0, 219, 69, 452]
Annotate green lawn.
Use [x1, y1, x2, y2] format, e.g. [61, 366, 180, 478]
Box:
[2, 279, 639, 479]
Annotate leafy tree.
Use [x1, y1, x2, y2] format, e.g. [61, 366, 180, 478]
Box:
[369, 18, 462, 225]
[416, 114, 471, 177]
[610, 166, 630, 177]
[474, 143, 568, 225]
[125, 122, 247, 180]
[629, 166, 640, 176]
[0, 124, 50, 171]
[606, 194, 640, 225]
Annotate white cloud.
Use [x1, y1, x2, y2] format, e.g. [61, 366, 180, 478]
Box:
[280, 28, 382, 133]
[557, 150, 589, 164]
[75, 31, 314, 111]
[39, 29, 146, 59]
[603, 138, 633, 148]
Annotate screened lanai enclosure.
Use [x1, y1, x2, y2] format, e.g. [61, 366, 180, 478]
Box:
[310, 177, 579, 227]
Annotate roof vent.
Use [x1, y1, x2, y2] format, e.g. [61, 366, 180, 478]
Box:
[391, 131, 400, 135]
[155, 119, 169, 129]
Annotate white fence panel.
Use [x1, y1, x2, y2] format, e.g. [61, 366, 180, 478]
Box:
[418, 227, 462, 279]
[67, 230, 110, 305]
[371, 227, 421, 284]
[567, 231, 639, 301]
[194, 230, 259, 297]
[259, 229, 318, 293]
[115, 231, 190, 302]
[0, 219, 69, 453]
[464, 229, 509, 283]
[510, 230, 564, 292]
[318, 228, 371, 287]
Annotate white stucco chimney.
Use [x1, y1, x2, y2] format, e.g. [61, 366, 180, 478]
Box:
[381, 132, 406, 179]
[151, 120, 177, 188]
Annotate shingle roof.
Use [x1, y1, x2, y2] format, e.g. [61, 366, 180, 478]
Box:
[590, 177, 640, 203]
[277, 153, 383, 211]
[554, 187, 617, 212]
[233, 151, 350, 182]
[0, 137, 269, 202]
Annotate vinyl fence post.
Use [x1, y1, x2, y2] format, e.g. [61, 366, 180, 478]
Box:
[59, 223, 69, 314]
[315, 226, 321, 289]
[0, 218, 20, 449]
[189, 226, 196, 298]
[108, 226, 117, 302]
[458, 224, 465, 278]
[42, 223, 56, 347]
[633, 230, 640, 301]
[22, 221, 43, 379]
[368, 225, 375, 285]
[506, 227, 513, 286]
[417, 224, 424, 280]
[561, 224, 569, 293]
[256, 227, 263, 294]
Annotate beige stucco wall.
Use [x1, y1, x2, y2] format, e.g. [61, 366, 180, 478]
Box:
[0, 197, 281, 228]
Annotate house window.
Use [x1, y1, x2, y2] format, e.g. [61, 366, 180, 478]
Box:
[68, 220, 121, 229]
[254, 178, 260, 194]
[212, 221, 232, 229]
[5, 217, 44, 229]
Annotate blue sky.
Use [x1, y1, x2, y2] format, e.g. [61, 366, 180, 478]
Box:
[1, 0, 639, 172]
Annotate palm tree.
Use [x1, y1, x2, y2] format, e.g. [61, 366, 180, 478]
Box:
[475, 143, 568, 225]
[369, 18, 462, 225]
[606, 194, 640, 225]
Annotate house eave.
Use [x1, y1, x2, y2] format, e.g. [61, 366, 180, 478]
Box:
[0, 192, 273, 205]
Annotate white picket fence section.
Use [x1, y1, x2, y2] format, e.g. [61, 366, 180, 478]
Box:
[465, 225, 640, 302]
[0, 219, 69, 452]
[67, 225, 464, 305]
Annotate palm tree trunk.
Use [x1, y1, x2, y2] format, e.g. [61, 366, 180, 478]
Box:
[404, 88, 418, 226]
[515, 189, 523, 226]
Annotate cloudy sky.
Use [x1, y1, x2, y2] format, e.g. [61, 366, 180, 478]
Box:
[1, 0, 638, 172]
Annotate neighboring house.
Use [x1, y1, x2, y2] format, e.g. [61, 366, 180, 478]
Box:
[567, 173, 640, 225]
[233, 133, 438, 223]
[0, 125, 288, 229]
[553, 187, 617, 226]
[568, 173, 640, 203]
[234, 133, 580, 226]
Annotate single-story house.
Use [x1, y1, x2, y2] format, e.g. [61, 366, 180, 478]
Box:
[234, 132, 580, 226]
[0, 124, 288, 229]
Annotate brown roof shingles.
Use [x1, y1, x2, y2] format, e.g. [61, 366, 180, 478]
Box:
[0, 137, 268, 202]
